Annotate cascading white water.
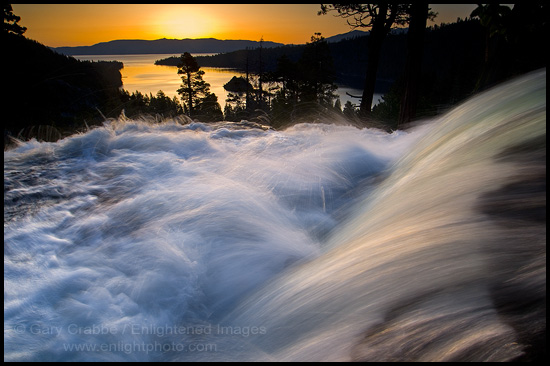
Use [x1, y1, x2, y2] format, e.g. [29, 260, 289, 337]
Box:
[4, 70, 545, 362]
[222, 69, 546, 362]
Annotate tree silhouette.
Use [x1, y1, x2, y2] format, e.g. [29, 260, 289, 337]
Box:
[296, 33, 337, 105]
[267, 33, 338, 126]
[257, 37, 266, 110]
[470, 4, 511, 64]
[272, 54, 299, 104]
[3, 4, 26, 36]
[470, 3, 547, 90]
[470, 4, 513, 90]
[177, 52, 201, 116]
[319, 4, 409, 118]
[223, 76, 252, 120]
[505, 2, 548, 75]
[195, 93, 223, 122]
[470, 4, 511, 70]
[343, 100, 359, 122]
[176, 52, 220, 119]
[319, 4, 437, 121]
[398, 3, 430, 125]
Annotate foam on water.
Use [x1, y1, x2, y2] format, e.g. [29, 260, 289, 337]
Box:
[5, 115, 417, 361]
[224, 69, 546, 362]
[4, 70, 545, 361]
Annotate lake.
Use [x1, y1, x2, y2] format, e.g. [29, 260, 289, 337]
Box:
[74, 54, 379, 109]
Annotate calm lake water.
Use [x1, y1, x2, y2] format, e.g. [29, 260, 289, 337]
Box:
[75, 54, 379, 109]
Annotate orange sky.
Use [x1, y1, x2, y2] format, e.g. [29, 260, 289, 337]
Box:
[12, 4, 478, 47]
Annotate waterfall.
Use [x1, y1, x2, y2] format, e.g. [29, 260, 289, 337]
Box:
[4, 69, 545, 362]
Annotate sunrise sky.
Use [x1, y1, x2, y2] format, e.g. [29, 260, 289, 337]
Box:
[12, 4, 478, 47]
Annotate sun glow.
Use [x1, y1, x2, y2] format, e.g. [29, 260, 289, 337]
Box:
[153, 6, 220, 39]
[12, 4, 480, 47]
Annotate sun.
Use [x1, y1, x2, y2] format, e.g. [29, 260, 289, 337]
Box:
[153, 6, 220, 39]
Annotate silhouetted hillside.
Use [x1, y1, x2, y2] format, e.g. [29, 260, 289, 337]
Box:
[4, 32, 124, 143]
[325, 30, 370, 43]
[52, 38, 284, 55]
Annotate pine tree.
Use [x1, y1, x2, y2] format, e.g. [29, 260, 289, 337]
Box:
[177, 52, 214, 118]
[3, 4, 27, 36]
[297, 33, 337, 106]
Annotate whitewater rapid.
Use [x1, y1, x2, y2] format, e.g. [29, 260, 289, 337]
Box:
[4, 69, 546, 361]
[4, 116, 421, 361]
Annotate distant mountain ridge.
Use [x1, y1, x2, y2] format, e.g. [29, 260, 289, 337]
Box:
[52, 31, 381, 56]
[325, 30, 369, 43]
[52, 38, 285, 55]
[324, 28, 408, 43]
